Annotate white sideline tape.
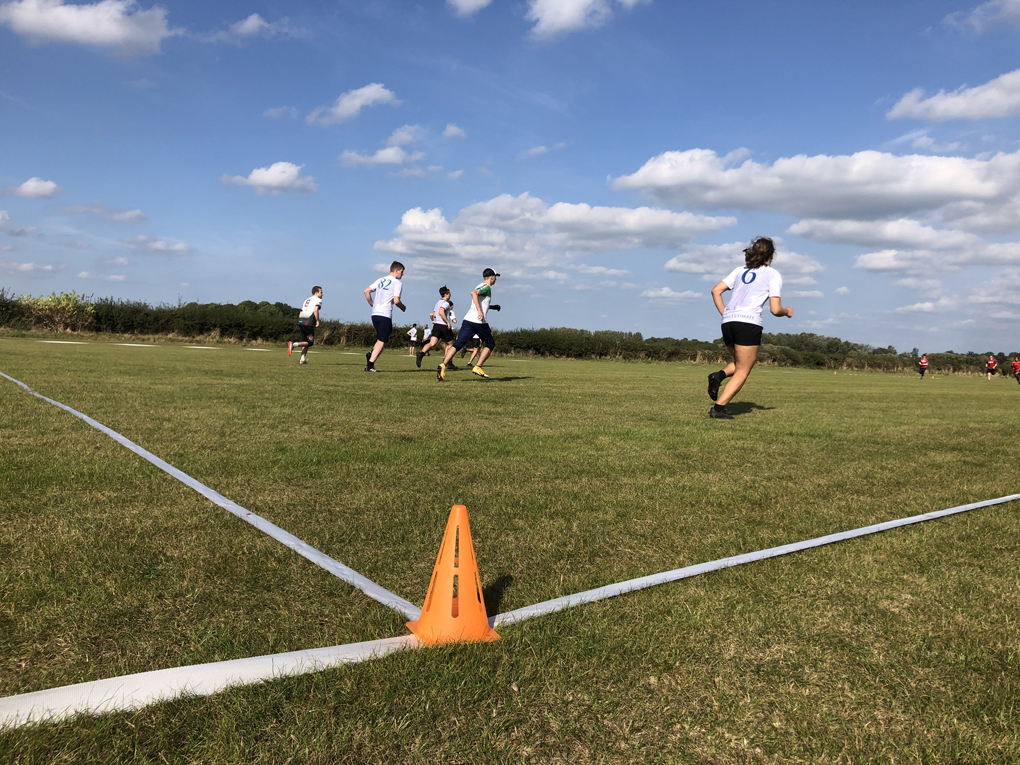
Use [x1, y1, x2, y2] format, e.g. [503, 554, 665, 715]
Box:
[492, 493, 1020, 627]
[36, 340, 87, 344]
[0, 371, 421, 622]
[0, 635, 420, 729]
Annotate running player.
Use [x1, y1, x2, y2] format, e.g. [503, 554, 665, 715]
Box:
[1011, 357, 1020, 384]
[438, 268, 501, 380]
[417, 286, 457, 368]
[918, 354, 929, 379]
[288, 286, 322, 365]
[986, 355, 997, 381]
[408, 324, 418, 355]
[363, 261, 406, 372]
[706, 237, 793, 419]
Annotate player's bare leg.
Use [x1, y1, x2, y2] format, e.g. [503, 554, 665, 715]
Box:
[716, 344, 759, 408]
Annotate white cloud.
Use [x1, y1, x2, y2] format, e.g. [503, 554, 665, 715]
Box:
[341, 146, 424, 167]
[944, 0, 1020, 33]
[78, 270, 125, 281]
[834, 286, 850, 295]
[61, 240, 91, 249]
[0, 0, 179, 56]
[306, 83, 399, 126]
[895, 277, 942, 290]
[374, 192, 733, 277]
[6, 177, 60, 198]
[578, 264, 628, 276]
[1, 257, 55, 273]
[208, 13, 304, 43]
[518, 142, 565, 160]
[386, 124, 420, 146]
[263, 105, 297, 119]
[640, 286, 702, 303]
[789, 290, 823, 299]
[613, 147, 1020, 221]
[0, 244, 13, 251]
[968, 267, 1020, 305]
[121, 234, 191, 256]
[104, 256, 129, 265]
[854, 241, 1020, 273]
[443, 123, 467, 139]
[61, 201, 147, 222]
[447, 170, 464, 180]
[896, 296, 957, 313]
[447, 0, 492, 17]
[222, 161, 318, 194]
[888, 69, 1020, 121]
[665, 241, 823, 285]
[526, 0, 650, 39]
[788, 218, 984, 251]
[0, 211, 8, 224]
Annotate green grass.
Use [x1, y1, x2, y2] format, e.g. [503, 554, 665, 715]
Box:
[1, 337, 1018, 763]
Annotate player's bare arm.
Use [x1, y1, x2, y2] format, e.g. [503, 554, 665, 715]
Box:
[711, 281, 729, 315]
[470, 289, 484, 320]
[769, 296, 793, 318]
[364, 286, 374, 308]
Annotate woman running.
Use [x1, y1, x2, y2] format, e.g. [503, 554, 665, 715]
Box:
[706, 237, 794, 419]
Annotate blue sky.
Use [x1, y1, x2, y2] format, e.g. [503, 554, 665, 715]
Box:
[2, 0, 1020, 352]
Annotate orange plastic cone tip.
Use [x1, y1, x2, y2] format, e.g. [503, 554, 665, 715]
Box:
[407, 505, 500, 646]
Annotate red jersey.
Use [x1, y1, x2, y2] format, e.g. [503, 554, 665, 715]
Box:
[987, 358, 997, 370]
[1012, 360, 1020, 373]
[919, 358, 928, 368]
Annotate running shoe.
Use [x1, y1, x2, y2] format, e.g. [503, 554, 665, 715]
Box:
[416, 351, 424, 368]
[437, 363, 446, 381]
[709, 407, 733, 420]
[472, 366, 489, 379]
[287, 341, 293, 356]
[707, 371, 723, 401]
[299, 357, 307, 365]
[447, 363, 460, 371]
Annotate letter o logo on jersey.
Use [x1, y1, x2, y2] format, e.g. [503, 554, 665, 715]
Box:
[741, 270, 757, 284]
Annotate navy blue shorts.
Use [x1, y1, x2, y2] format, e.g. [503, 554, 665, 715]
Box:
[454, 320, 494, 351]
[721, 321, 762, 347]
[372, 315, 393, 343]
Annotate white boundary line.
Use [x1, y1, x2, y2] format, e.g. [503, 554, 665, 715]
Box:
[2, 491, 1015, 729]
[0, 371, 420, 622]
[0, 636, 420, 729]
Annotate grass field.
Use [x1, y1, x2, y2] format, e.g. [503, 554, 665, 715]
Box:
[1, 336, 1019, 764]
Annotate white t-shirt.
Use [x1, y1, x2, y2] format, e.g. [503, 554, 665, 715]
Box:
[298, 295, 321, 326]
[367, 276, 403, 318]
[432, 299, 451, 327]
[721, 265, 782, 327]
[464, 282, 493, 324]
[423, 326, 432, 339]
[408, 327, 417, 341]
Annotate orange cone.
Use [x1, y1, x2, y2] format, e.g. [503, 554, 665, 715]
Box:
[407, 505, 500, 646]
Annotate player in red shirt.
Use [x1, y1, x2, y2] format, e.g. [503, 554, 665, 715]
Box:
[986, 355, 997, 381]
[918, 354, 929, 379]
[1011, 357, 1020, 385]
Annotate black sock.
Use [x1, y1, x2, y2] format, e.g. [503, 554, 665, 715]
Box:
[713, 403, 726, 412]
[717, 369, 728, 379]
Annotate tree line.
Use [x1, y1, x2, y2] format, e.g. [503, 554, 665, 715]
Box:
[1, 289, 1015, 373]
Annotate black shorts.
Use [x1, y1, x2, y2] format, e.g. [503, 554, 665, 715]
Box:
[919, 367, 927, 376]
[431, 324, 456, 343]
[721, 321, 762, 347]
[372, 315, 393, 343]
[454, 321, 494, 351]
[298, 324, 315, 344]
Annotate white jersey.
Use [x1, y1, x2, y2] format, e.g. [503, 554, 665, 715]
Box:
[464, 282, 493, 324]
[432, 299, 451, 327]
[298, 295, 321, 326]
[409, 327, 417, 341]
[423, 326, 432, 340]
[721, 265, 782, 327]
[367, 276, 403, 318]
